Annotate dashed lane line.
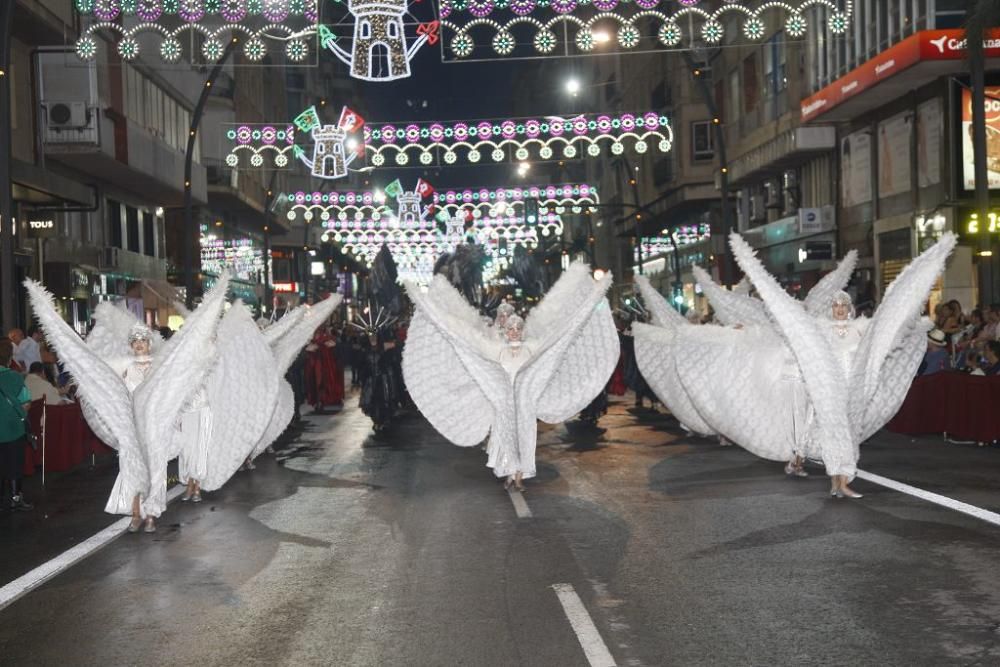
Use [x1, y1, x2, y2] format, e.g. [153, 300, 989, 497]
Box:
[0, 484, 186, 611]
[857, 469, 1000, 527]
[552, 583, 617, 667]
[507, 486, 533, 518]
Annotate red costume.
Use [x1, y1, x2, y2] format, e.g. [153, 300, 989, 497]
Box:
[305, 329, 344, 409]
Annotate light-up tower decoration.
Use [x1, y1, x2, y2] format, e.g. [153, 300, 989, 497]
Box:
[322, 0, 439, 81]
[311, 125, 349, 178]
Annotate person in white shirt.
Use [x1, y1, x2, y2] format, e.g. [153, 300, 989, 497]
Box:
[24, 363, 62, 405]
[7, 329, 41, 372]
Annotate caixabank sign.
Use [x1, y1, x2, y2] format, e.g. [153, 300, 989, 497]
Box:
[801, 29, 1000, 123]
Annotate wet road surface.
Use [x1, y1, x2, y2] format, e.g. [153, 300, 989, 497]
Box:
[1, 394, 999, 666]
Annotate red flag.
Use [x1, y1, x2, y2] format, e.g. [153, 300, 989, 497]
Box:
[338, 106, 364, 132]
[415, 178, 435, 198]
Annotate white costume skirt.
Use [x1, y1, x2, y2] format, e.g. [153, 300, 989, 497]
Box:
[104, 444, 166, 519]
[177, 407, 213, 485]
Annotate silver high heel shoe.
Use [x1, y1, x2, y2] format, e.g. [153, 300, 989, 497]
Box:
[128, 517, 142, 533]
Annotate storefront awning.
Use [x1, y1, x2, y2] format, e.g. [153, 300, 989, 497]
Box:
[12, 159, 95, 206]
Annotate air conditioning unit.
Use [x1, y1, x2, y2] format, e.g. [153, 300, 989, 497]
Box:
[45, 101, 89, 129]
[100, 247, 120, 270]
[750, 194, 766, 222]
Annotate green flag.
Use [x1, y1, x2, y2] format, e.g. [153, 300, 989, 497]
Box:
[294, 106, 321, 133]
[384, 179, 403, 198]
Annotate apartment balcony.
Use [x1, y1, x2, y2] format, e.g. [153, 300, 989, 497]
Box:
[42, 105, 207, 207]
[728, 127, 836, 186]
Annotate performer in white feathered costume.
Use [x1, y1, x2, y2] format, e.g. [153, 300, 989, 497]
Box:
[634, 246, 870, 476]
[402, 261, 619, 491]
[24, 276, 230, 532]
[634, 232, 955, 498]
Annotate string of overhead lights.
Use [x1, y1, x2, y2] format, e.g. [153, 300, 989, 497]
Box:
[439, 0, 852, 59]
[74, 0, 319, 63]
[363, 112, 671, 166]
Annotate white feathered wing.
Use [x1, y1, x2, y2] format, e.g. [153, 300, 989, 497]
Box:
[631, 276, 715, 435]
[199, 302, 280, 490]
[848, 234, 956, 444]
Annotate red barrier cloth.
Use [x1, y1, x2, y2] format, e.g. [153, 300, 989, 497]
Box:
[22, 400, 44, 476]
[886, 372, 1000, 441]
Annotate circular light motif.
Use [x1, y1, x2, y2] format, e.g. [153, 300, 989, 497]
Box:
[575, 28, 595, 52]
[159, 38, 183, 62]
[275, 153, 289, 167]
[444, 151, 457, 164]
[562, 145, 577, 158]
[178, 0, 204, 21]
[509, 0, 535, 15]
[76, 36, 98, 61]
[286, 211, 296, 221]
[829, 11, 849, 34]
[592, 0, 617, 9]
[786, 14, 807, 38]
[633, 0, 657, 8]
[286, 39, 309, 62]
[468, 149, 481, 163]
[618, 25, 640, 49]
[118, 37, 140, 60]
[635, 140, 648, 154]
[419, 152, 434, 165]
[452, 33, 474, 58]
[467, 0, 493, 17]
[611, 142, 624, 155]
[587, 143, 601, 157]
[251, 153, 264, 167]
[492, 31, 515, 56]
[304, 211, 314, 222]
[202, 39, 225, 61]
[136, 0, 163, 21]
[75, 0, 96, 12]
[94, 0, 121, 20]
[244, 37, 267, 61]
[701, 20, 724, 45]
[743, 17, 765, 41]
[657, 22, 682, 47]
[225, 153, 239, 167]
[658, 138, 671, 152]
[371, 153, 385, 166]
[515, 147, 529, 161]
[395, 152, 409, 165]
[539, 146, 553, 159]
[533, 29, 556, 54]
[263, 0, 289, 22]
[550, 0, 576, 13]
[491, 148, 505, 162]
[220, 0, 248, 21]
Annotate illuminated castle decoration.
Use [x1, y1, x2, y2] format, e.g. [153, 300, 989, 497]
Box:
[324, 0, 435, 82]
[293, 105, 364, 181]
[395, 190, 425, 226]
[310, 125, 350, 179]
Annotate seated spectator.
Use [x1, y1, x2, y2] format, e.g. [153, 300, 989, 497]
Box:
[964, 351, 986, 376]
[918, 329, 951, 376]
[25, 362, 63, 405]
[984, 341, 1000, 376]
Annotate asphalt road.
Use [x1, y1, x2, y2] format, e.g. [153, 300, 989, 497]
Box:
[1, 394, 999, 666]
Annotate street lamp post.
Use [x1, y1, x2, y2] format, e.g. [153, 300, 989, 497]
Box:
[183, 38, 238, 310]
[0, 3, 16, 330]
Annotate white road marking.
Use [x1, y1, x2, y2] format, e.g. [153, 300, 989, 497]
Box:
[0, 484, 187, 611]
[857, 470, 1000, 527]
[507, 487, 533, 518]
[552, 583, 617, 667]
